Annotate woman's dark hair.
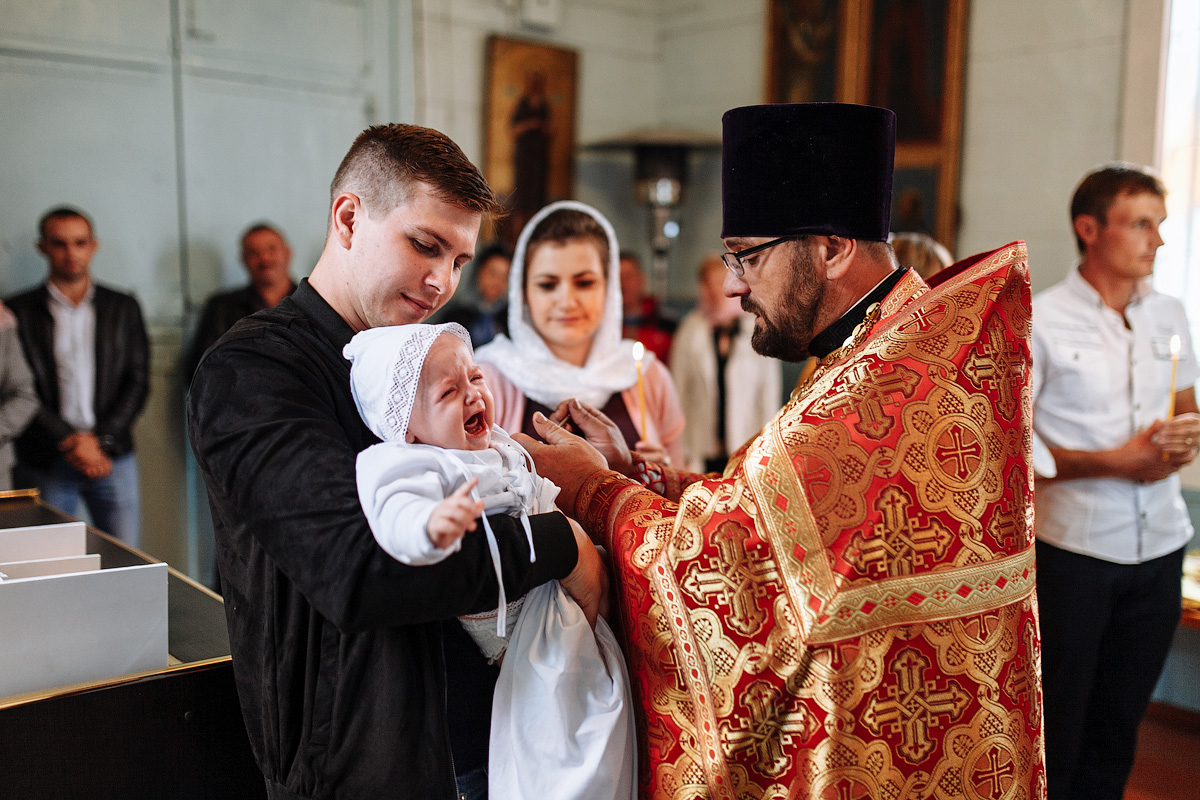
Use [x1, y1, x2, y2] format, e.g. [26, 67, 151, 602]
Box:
[524, 210, 610, 276]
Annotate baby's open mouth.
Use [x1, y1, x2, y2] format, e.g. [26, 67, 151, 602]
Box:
[464, 412, 486, 436]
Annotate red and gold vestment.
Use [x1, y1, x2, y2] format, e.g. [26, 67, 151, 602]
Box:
[574, 242, 1044, 800]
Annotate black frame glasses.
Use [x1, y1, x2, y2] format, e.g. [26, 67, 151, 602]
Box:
[721, 236, 796, 278]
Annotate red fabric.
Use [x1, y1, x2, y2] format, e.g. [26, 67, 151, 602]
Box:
[579, 243, 1045, 799]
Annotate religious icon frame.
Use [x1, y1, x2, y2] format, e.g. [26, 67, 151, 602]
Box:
[483, 35, 578, 246]
[765, 0, 969, 252]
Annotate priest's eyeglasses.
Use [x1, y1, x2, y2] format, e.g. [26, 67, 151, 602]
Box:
[721, 236, 796, 278]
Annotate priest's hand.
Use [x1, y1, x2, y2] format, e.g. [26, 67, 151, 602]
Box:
[559, 518, 608, 629]
[515, 410, 607, 514]
[547, 399, 634, 478]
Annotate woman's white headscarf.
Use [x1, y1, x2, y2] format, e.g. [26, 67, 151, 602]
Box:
[474, 200, 636, 408]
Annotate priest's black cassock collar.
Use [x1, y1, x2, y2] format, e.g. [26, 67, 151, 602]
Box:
[807, 267, 909, 359]
[721, 103, 896, 241]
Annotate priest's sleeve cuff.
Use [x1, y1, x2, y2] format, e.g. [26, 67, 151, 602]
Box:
[575, 470, 643, 548]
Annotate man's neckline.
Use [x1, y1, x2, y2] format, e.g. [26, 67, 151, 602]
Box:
[808, 267, 909, 359]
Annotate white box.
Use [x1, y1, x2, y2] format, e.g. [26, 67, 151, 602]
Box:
[0, 554, 100, 580]
[0, 558, 168, 699]
[0, 521, 86, 562]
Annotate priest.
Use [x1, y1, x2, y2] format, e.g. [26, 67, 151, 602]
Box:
[519, 103, 1045, 799]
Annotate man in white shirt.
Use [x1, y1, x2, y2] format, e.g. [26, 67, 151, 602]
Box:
[7, 207, 149, 546]
[1032, 163, 1200, 800]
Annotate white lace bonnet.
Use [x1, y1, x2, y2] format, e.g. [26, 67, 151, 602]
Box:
[344, 323, 474, 443]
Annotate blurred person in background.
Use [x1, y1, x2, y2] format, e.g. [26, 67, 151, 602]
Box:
[435, 241, 512, 347]
[185, 221, 296, 380]
[670, 253, 781, 473]
[619, 250, 676, 364]
[0, 300, 38, 492]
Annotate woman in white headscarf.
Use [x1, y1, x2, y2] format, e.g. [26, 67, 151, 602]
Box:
[475, 201, 685, 466]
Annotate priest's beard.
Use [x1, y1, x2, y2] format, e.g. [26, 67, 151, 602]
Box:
[743, 242, 825, 361]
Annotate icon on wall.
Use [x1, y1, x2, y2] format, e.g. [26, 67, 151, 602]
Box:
[766, 0, 967, 251]
[484, 36, 578, 246]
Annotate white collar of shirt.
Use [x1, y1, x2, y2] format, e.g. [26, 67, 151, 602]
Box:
[1064, 262, 1153, 311]
[46, 279, 97, 431]
[47, 279, 96, 309]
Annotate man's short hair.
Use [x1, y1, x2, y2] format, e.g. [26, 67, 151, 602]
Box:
[330, 124, 500, 220]
[39, 206, 93, 240]
[619, 250, 642, 269]
[240, 221, 287, 246]
[1070, 162, 1167, 253]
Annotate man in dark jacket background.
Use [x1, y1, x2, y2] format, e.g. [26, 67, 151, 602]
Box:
[8, 206, 149, 547]
[187, 124, 605, 800]
[184, 221, 297, 381]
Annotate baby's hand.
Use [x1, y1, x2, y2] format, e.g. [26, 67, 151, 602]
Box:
[427, 478, 484, 550]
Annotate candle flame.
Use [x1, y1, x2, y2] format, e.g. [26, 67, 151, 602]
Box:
[1171, 334, 1181, 357]
[632, 341, 645, 361]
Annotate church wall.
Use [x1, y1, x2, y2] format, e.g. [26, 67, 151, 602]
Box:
[957, 0, 1129, 294]
[0, 0, 401, 574]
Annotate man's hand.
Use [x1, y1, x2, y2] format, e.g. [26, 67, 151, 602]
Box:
[426, 478, 484, 550]
[547, 399, 634, 477]
[1154, 412, 1200, 464]
[61, 432, 112, 479]
[559, 518, 608, 629]
[513, 411, 607, 514]
[1111, 422, 1185, 482]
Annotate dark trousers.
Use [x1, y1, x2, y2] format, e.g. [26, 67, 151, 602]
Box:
[1036, 540, 1184, 800]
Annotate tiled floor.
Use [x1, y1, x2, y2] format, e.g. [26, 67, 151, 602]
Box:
[1124, 704, 1200, 800]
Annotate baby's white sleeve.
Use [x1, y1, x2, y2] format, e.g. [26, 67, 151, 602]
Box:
[356, 444, 461, 565]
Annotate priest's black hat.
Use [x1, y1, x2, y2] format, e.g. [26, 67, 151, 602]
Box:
[721, 102, 896, 241]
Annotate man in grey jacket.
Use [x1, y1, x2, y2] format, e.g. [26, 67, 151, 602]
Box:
[0, 301, 38, 491]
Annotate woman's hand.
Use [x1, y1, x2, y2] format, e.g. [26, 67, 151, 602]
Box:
[634, 440, 669, 466]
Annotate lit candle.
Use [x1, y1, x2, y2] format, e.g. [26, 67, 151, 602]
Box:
[632, 341, 648, 439]
[1167, 334, 1182, 420]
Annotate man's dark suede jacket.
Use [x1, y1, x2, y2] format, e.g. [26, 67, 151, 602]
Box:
[186, 280, 577, 799]
[6, 282, 149, 466]
[184, 282, 297, 381]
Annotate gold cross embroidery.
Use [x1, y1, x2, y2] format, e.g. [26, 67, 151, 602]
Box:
[721, 681, 818, 777]
[680, 522, 776, 637]
[969, 744, 1017, 799]
[814, 361, 922, 440]
[823, 776, 873, 800]
[862, 647, 971, 763]
[933, 423, 984, 481]
[962, 323, 1021, 419]
[844, 486, 954, 577]
[896, 302, 949, 337]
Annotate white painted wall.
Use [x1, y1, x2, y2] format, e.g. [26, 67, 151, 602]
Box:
[957, 0, 1130, 294]
[0, 0, 402, 573]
